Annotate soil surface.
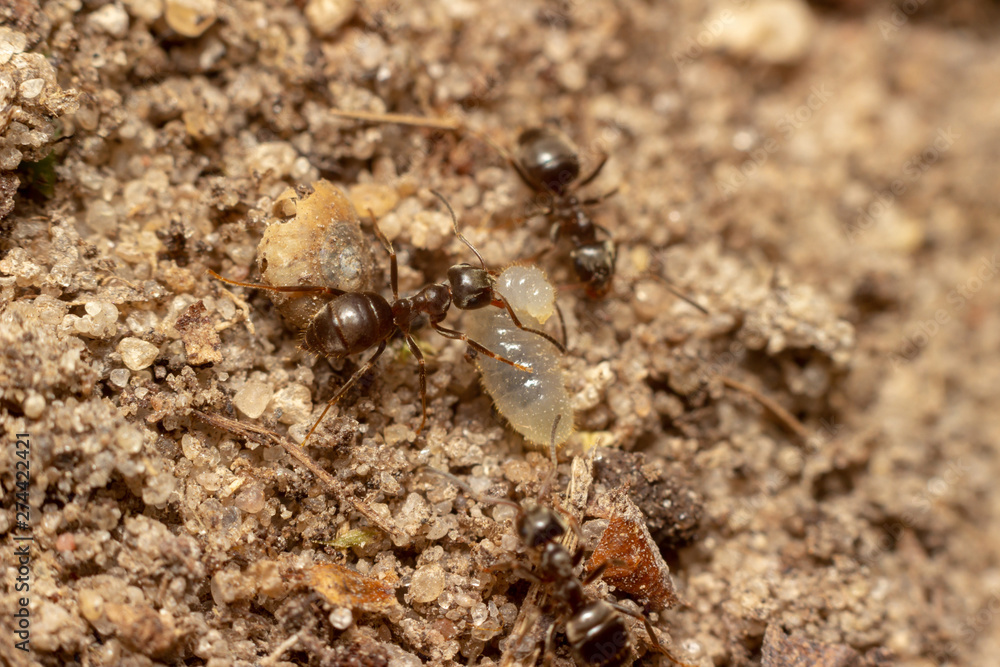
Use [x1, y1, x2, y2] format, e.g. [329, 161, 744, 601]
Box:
[1, 1, 999, 666]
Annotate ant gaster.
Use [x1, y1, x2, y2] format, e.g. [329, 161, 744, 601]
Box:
[210, 192, 564, 445]
[423, 417, 695, 667]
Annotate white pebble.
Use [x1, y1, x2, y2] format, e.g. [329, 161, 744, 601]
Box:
[409, 563, 446, 603]
[305, 0, 354, 36]
[118, 337, 159, 370]
[329, 607, 353, 630]
[165, 0, 217, 37]
[0, 27, 27, 65]
[123, 0, 164, 21]
[88, 4, 130, 37]
[23, 393, 45, 420]
[716, 0, 816, 65]
[109, 368, 131, 388]
[18, 78, 45, 100]
[233, 381, 273, 419]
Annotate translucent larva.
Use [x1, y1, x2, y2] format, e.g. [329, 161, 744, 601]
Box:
[463, 265, 573, 449]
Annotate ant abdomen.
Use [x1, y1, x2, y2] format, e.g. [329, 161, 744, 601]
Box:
[301, 292, 394, 359]
[566, 601, 631, 667]
[516, 127, 581, 196]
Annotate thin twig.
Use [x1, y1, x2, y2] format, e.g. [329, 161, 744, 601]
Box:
[720, 376, 812, 442]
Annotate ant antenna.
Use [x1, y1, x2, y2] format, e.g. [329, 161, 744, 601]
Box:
[419, 466, 523, 515]
[536, 414, 562, 504]
[431, 189, 488, 271]
[650, 274, 710, 315]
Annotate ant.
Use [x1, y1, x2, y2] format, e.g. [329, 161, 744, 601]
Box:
[510, 127, 707, 313]
[209, 192, 565, 444]
[422, 417, 696, 667]
[507, 127, 621, 300]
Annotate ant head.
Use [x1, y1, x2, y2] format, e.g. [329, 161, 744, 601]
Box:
[516, 127, 580, 196]
[447, 263, 494, 310]
[571, 240, 616, 298]
[518, 504, 567, 548]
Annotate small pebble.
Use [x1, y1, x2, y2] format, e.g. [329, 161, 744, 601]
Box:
[234, 482, 266, 514]
[55, 532, 76, 552]
[19, 78, 45, 100]
[305, 0, 354, 36]
[410, 563, 446, 603]
[269, 383, 312, 425]
[350, 183, 399, 219]
[118, 337, 159, 371]
[23, 393, 45, 419]
[165, 0, 217, 37]
[233, 381, 273, 419]
[716, 0, 816, 65]
[329, 607, 353, 630]
[88, 3, 130, 38]
[0, 27, 27, 65]
[78, 589, 105, 622]
[123, 0, 164, 21]
[109, 368, 131, 388]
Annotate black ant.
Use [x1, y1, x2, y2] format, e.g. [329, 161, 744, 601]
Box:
[507, 127, 620, 300]
[510, 127, 707, 313]
[422, 417, 696, 667]
[209, 192, 564, 444]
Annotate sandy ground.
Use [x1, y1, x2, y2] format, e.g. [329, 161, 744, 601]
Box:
[1, 0, 999, 665]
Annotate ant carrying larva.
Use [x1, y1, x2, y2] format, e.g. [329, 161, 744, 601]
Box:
[421, 416, 697, 667]
[209, 187, 563, 444]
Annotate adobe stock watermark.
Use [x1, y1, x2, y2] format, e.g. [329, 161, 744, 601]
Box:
[843, 126, 959, 244]
[717, 83, 833, 200]
[878, 0, 930, 39]
[729, 417, 842, 530]
[672, 8, 738, 71]
[854, 458, 970, 568]
[930, 591, 1000, 665]
[890, 253, 998, 368]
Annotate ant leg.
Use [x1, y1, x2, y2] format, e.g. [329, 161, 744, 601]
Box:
[580, 186, 619, 207]
[299, 340, 387, 448]
[608, 602, 698, 667]
[207, 270, 344, 297]
[648, 274, 709, 315]
[581, 560, 610, 586]
[431, 322, 535, 373]
[577, 153, 608, 188]
[401, 332, 427, 435]
[368, 211, 400, 301]
[553, 301, 568, 349]
[540, 620, 558, 667]
[491, 294, 567, 353]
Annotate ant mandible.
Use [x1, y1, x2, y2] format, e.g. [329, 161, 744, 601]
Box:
[209, 192, 564, 445]
[423, 417, 697, 667]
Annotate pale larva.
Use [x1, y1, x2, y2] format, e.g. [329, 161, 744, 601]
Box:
[463, 265, 574, 449]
